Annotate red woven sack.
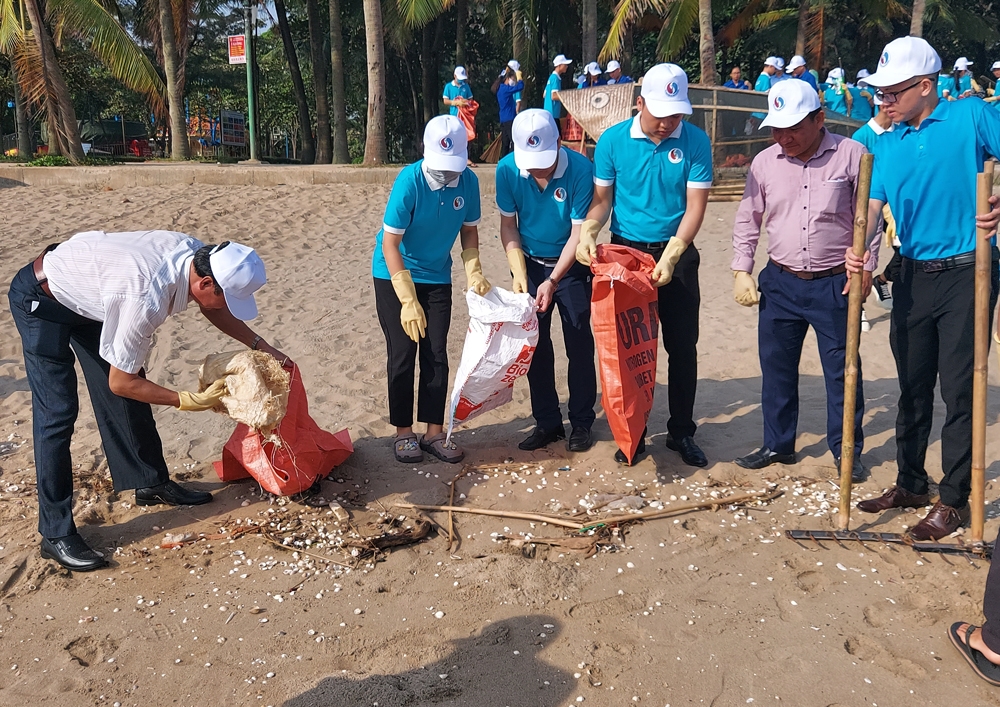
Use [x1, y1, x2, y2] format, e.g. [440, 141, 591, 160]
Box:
[590, 244, 659, 464]
[457, 100, 479, 141]
[214, 364, 353, 496]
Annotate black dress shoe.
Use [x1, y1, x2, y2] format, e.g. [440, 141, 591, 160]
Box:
[614, 438, 647, 465]
[567, 427, 594, 452]
[40, 534, 108, 572]
[734, 447, 796, 470]
[666, 435, 708, 467]
[835, 453, 867, 483]
[518, 425, 566, 451]
[135, 480, 213, 507]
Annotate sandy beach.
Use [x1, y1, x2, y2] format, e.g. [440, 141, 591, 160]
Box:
[2, 178, 1000, 706]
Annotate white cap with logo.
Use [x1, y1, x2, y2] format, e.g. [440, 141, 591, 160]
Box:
[553, 54, 573, 67]
[787, 55, 807, 70]
[422, 115, 468, 172]
[507, 59, 521, 72]
[759, 78, 821, 129]
[992, 61, 1000, 71]
[857, 68, 871, 80]
[210, 243, 267, 321]
[826, 67, 845, 82]
[511, 109, 560, 171]
[764, 56, 781, 68]
[607, 59, 621, 72]
[954, 56, 973, 71]
[861, 36, 942, 87]
[585, 61, 602, 76]
[640, 63, 692, 118]
[454, 66, 468, 81]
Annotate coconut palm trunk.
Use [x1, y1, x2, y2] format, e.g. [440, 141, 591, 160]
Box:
[275, 0, 316, 163]
[12, 63, 33, 157]
[910, 0, 926, 36]
[362, 0, 387, 164]
[307, 0, 332, 163]
[795, 0, 809, 56]
[698, 0, 717, 85]
[455, 0, 467, 67]
[329, 0, 349, 163]
[582, 0, 597, 63]
[157, 0, 189, 159]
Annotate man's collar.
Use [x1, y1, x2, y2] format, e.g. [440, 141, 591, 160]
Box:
[777, 127, 837, 163]
[900, 98, 949, 135]
[867, 117, 893, 135]
[420, 161, 461, 191]
[629, 114, 683, 141]
[518, 147, 569, 180]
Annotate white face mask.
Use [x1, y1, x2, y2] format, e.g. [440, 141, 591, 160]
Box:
[426, 168, 462, 184]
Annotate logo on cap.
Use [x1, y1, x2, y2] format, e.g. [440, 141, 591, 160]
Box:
[880, 51, 889, 67]
[668, 148, 683, 164]
[527, 134, 541, 148]
[773, 96, 785, 110]
[665, 81, 680, 97]
[440, 137, 454, 150]
[553, 187, 567, 203]
[453, 196, 465, 210]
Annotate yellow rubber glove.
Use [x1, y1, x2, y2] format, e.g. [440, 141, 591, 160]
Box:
[391, 270, 426, 342]
[651, 238, 688, 287]
[576, 219, 602, 266]
[733, 271, 760, 307]
[177, 379, 228, 411]
[506, 248, 528, 294]
[461, 248, 492, 296]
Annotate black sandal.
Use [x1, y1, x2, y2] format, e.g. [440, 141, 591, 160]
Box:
[949, 622, 1000, 686]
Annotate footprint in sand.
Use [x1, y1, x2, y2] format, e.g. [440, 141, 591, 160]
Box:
[844, 633, 926, 680]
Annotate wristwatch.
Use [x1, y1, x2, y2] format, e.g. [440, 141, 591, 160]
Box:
[544, 275, 559, 287]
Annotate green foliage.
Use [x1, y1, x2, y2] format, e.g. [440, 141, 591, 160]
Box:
[27, 154, 73, 166]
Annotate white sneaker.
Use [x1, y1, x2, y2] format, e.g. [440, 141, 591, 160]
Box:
[861, 309, 871, 332]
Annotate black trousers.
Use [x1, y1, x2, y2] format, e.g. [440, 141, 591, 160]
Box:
[500, 121, 514, 158]
[610, 236, 701, 439]
[889, 254, 998, 508]
[373, 277, 452, 427]
[524, 258, 597, 431]
[981, 535, 1000, 652]
[8, 263, 169, 539]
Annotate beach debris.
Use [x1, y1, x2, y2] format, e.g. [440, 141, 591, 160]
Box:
[329, 502, 350, 523]
[160, 533, 196, 549]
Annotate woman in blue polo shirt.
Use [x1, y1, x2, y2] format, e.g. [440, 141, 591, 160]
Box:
[372, 115, 491, 464]
[495, 109, 597, 453]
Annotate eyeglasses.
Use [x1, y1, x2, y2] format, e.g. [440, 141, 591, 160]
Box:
[873, 79, 926, 105]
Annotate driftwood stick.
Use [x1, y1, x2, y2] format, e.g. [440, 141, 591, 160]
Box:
[395, 503, 586, 529]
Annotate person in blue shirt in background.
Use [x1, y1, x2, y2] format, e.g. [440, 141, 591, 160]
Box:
[787, 55, 818, 90]
[443, 66, 473, 116]
[577, 62, 606, 88]
[492, 66, 525, 157]
[821, 67, 850, 116]
[755, 57, 781, 91]
[846, 36, 1000, 542]
[577, 63, 713, 468]
[606, 60, 633, 85]
[372, 115, 491, 466]
[848, 69, 875, 122]
[496, 109, 598, 453]
[545, 54, 574, 126]
[939, 57, 979, 100]
[506, 59, 523, 113]
[723, 66, 751, 90]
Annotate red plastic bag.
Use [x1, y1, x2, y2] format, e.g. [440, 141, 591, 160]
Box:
[458, 100, 479, 141]
[590, 244, 659, 464]
[214, 364, 353, 496]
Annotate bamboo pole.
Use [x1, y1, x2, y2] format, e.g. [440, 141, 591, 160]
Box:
[971, 160, 994, 545]
[838, 152, 874, 531]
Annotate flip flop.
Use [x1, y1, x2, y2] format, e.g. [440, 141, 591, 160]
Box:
[420, 432, 464, 464]
[394, 433, 423, 464]
[949, 622, 1000, 686]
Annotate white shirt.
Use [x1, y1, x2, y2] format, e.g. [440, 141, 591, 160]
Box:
[43, 230, 204, 374]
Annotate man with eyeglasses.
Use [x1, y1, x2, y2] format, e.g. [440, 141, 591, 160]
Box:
[845, 36, 1000, 541]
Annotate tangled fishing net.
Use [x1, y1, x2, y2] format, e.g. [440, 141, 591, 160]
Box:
[199, 351, 291, 440]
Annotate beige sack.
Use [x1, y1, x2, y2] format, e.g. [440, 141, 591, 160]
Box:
[199, 351, 291, 438]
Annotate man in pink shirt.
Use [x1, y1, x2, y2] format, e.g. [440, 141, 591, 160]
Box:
[731, 79, 876, 476]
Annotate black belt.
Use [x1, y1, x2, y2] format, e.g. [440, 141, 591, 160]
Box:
[526, 254, 560, 266]
[905, 249, 996, 273]
[769, 259, 847, 280]
[610, 234, 672, 253]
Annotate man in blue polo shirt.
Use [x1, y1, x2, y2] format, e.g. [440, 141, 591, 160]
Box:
[545, 54, 573, 123]
[787, 55, 818, 90]
[845, 36, 1000, 541]
[496, 109, 597, 453]
[577, 63, 713, 467]
[606, 60, 633, 85]
[443, 66, 473, 116]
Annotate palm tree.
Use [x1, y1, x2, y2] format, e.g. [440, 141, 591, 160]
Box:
[329, 0, 349, 163]
[583, 0, 597, 63]
[274, 0, 316, 163]
[158, 0, 189, 159]
[306, 0, 331, 163]
[1, 0, 165, 162]
[362, 0, 387, 163]
[910, 0, 926, 36]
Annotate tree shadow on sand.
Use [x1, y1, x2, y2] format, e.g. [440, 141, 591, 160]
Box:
[282, 615, 574, 707]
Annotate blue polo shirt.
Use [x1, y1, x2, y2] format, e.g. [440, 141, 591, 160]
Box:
[372, 161, 482, 284]
[594, 116, 713, 243]
[850, 118, 892, 154]
[495, 147, 594, 258]
[870, 98, 1000, 261]
[443, 81, 473, 116]
[821, 84, 849, 116]
[754, 72, 771, 92]
[544, 72, 563, 119]
[608, 76, 633, 85]
[793, 71, 818, 90]
[848, 86, 874, 121]
[497, 80, 524, 123]
[723, 79, 751, 90]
